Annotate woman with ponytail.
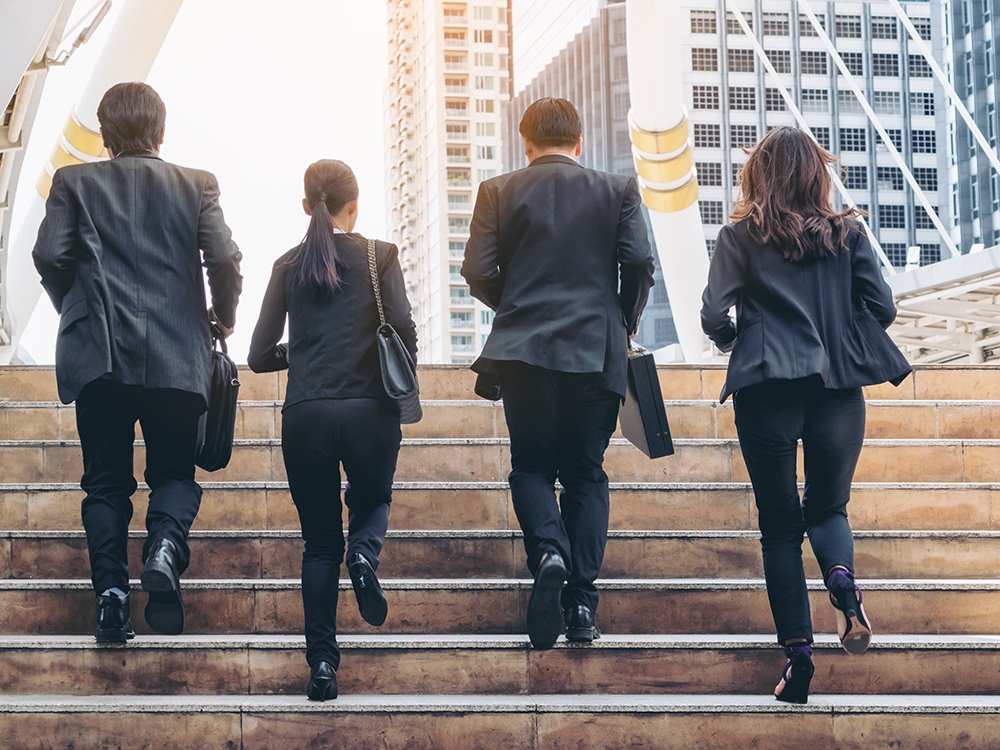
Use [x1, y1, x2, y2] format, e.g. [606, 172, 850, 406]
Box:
[249, 159, 417, 701]
[700, 127, 910, 704]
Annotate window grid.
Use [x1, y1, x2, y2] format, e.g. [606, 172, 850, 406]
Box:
[840, 128, 867, 152]
[765, 88, 787, 111]
[911, 19, 932, 40]
[873, 91, 901, 115]
[912, 130, 937, 153]
[882, 129, 903, 151]
[879, 205, 907, 229]
[696, 162, 723, 187]
[692, 48, 718, 72]
[877, 166, 904, 191]
[726, 12, 751, 34]
[920, 245, 941, 265]
[813, 127, 831, 150]
[690, 9, 717, 34]
[732, 162, 744, 187]
[914, 167, 938, 192]
[908, 55, 932, 78]
[766, 49, 792, 74]
[915, 206, 939, 229]
[693, 86, 720, 109]
[730, 125, 758, 147]
[762, 12, 789, 36]
[910, 92, 935, 116]
[699, 200, 726, 225]
[694, 124, 721, 148]
[728, 48, 755, 73]
[871, 17, 897, 40]
[872, 53, 898, 77]
[835, 15, 862, 38]
[706, 239, 717, 259]
[801, 89, 829, 113]
[845, 165, 868, 190]
[840, 52, 864, 76]
[838, 90, 863, 114]
[799, 14, 826, 37]
[882, 243, 908, 267]
[801, 51, 828, 75]
[729, 86, 756, 110]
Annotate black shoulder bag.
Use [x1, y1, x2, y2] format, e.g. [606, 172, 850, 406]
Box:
[196, 334, 241, 471]
[367, 239, 423, 424]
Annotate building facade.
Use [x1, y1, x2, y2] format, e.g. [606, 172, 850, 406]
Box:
[384, 0, 512, 364]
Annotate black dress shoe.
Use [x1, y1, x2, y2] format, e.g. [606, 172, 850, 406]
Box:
[307, 661, 338, 701]
[348, 552, 388, 627]
[526, 552, 566, 649]
[96, 587, 135, 644]
[564, 605, 601, 643]
[140, 539, 184, 635]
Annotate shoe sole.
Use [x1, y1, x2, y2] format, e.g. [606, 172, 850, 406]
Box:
[141, 566, 184, 635]
[95, 628, 130, 644]
[835, 602, 873, 656]
[527, 561, 566, 649]
[565, 627, 600, 643]
[307, 677, 338, 701]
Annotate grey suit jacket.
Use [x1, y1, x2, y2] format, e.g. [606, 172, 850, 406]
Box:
[33, 152, 243, 405]
[461, 154, 655, 397]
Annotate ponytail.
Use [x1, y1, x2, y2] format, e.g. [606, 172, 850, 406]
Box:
[290, 159, 359, 297]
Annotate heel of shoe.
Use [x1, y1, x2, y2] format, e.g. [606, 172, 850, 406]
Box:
[307, 662, 338, 701]
[827, 569, 873, 655]
[775, 645, 814, 705]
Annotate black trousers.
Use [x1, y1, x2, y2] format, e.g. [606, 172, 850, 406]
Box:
[75, 379, 205, 596]
[281, 397, 401, 669]
[499, 361, 621, 612]
[733, 376, 865, 645]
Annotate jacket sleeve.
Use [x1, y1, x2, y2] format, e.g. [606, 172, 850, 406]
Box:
[462, 181, 503, 310]
[247, 261, 289, 373]
[199, 173, 243, 329]
[700, 225, 746, 349]
[616, 177, 656, 335]
[850, 230, 897, 329]
[380, 242, 419, 363]
[32, 170, 79, 313]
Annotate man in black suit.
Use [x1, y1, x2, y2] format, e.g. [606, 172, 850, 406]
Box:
[33, 82, 242, 642]
[462, 97, 655, 648]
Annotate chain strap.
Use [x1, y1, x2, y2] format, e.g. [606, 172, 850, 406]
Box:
[366, 238, 386, 326]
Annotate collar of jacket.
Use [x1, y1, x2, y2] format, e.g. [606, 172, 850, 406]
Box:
[113, 150, 162, 160]
[528, 153, 582, 168]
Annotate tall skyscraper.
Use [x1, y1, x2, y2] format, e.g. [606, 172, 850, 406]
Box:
[384, 0, 513, 364]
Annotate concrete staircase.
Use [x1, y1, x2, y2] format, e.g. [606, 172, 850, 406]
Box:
[1, 364, 1000, 748]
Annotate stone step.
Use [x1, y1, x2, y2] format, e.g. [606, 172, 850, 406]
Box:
[6, 529, 1000, 581]
[5, 363, 1000, 402]
[3, 481, 999, 532]
[0, 693, 997, 749]
[0, 578, 997, 636]
[0, 633, 997, 697]
[7, 398, 1000, 441]
[5, 437, 1000, 484]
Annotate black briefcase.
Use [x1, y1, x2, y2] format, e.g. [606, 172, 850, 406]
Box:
[620, 345, 674, 459]
[196, 336, 240, 472]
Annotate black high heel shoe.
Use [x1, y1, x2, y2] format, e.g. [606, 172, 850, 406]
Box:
[827, 568, 872, 655]
[307, 661, 338, 701]
[774, 644, 814, 704]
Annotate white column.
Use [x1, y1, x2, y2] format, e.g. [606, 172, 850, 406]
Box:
[0, 0, 184, 364]
[626, 0, 711, 362]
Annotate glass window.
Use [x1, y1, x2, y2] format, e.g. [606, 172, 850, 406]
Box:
[476, 168, 496, 181]
[910, 92, 935, 116]
[474, 52, 493, 67]
[801, 51, 828, 75]
[911, 18, 932, 40]
[692, 86, 720, 109]
[699, 200, 725, 224]
[765, 88, 787, 111]
[473, 29, 492, 43]
[813, 127, 830, 150]
[882, 243, 907, 267]
[838, 90, 863, 114]
[840, 128, 867, 151]
[872, 91, 901, 115]
[762, 12, 789, 36]
[730, 124, 758, 147]
[871, 53, 899, 77]
[913, 167, 938, 191]
[613, 54, 628, 80]
[729, 87, 756, 110]
[840, 52, 864, 76]
[836, 15, 862, 38]
[766, 49, 791, 74]
[908, 55, 932, 78]
[800, 14, 826, 37]
[879, 205, 906, 229]
[476, 145, 495, 160]
[696, 162, 723, 186]
[690, 9, 717, 34]
[871, 17, 897, 40]
[877, 166, 904, 191]
[728, 49, 755, 73]
[845, 165, 868, 190]
[732, 162, 744, 187]
[801, 89, 829, 113]
[694, 124, 721, 148]
[692, 48, 718, 72]
[915, 206, 939, 229]
[912, 130, 937, 153]
[726, 12, 751, 34]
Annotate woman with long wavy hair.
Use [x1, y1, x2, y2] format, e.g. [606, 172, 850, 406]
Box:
[701, 127, 911, 703]
[248, 159, 417, 701]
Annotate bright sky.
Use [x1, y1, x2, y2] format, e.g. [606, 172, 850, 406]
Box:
[16, 0, 388, 364]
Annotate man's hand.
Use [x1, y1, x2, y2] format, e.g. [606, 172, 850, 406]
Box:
[208, 307, 234, 339]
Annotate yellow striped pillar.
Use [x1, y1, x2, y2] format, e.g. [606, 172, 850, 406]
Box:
[628, 108, 699, 214]
[36, 107, 108, 199]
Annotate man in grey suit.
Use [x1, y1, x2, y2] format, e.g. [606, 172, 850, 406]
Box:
[33, 82, 242, 641]
[463, 98, 655, 649]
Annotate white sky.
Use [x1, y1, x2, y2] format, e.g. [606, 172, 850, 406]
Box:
[16, 0, 388, 364]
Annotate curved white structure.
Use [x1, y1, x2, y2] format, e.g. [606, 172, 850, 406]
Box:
[0, 0, 184, 365]
[626, 0, 710, 362]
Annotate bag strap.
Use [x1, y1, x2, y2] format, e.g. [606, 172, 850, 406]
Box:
[366, 238, 387, 326]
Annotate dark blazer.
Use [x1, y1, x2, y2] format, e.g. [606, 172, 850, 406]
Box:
[247, 233, 417, 410]
[32, 153, 243, 406]
[461, 154, 655, 397]
[701, 219, 911, 402]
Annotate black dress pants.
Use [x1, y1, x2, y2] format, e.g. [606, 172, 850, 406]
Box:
[281, 397, 401, 669]
[499, 361, 621, 612]
[75, 379, 205, 596]
[733, 376, 865, 645]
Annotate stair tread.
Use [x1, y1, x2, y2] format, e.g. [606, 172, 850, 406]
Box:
[8, 437, 1000, 446]
[1, 693, 999, 713]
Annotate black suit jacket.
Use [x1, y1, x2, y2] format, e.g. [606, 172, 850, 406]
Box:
[247, 233, 418, 410]
[700, 220, 911, 402]
[33, 153, 243, 405]
[462, 154, 655, 397]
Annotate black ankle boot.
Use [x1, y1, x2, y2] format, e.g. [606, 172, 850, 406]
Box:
[307, 661, 338, 701]
[96, 587, 135, 644]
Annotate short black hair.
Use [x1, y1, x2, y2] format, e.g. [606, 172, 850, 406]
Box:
[519, 97, 582, 149]
[97, 82, 166, 156]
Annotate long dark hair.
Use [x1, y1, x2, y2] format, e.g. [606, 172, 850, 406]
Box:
[291, 159, 359, 295]
[730, 126, 864, 262]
